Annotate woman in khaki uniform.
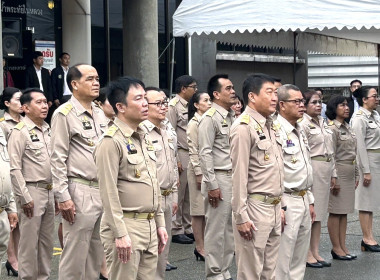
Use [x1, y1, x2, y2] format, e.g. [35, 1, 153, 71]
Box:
[351, 86, 380, 252]
[0, 87, 23, 277]
[186, 91, 211, 261]
[326, 95, 359, 260]
[300, 90, 336, 267]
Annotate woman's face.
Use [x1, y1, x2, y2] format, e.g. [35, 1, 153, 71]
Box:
[306, 94, 322, 118]
[195, 93, 212, 115]
[231, 99, 242, 117]
[6, 91, 23, 114]
[363, 88, 379, 111]
[102, 99, 116, 119]
[335, 99, 349, 120]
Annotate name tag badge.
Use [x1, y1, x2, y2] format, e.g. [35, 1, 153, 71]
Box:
[82, 117, 92, 130]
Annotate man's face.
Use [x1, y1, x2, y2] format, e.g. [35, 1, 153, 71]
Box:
[279, 89, 305, 121]
[121, 84, 149, 123]
[73, 65, 100, 100]
[146, 90, 167, 123]
[60, 54, 70, 67]
[33, 56, 44, 67]
[23, 92, 48, 120]
[251, 82, 277, 117]
[182, 82, 197, 100]
[350, 82, 361, 93]
[214, 78, 236, 108]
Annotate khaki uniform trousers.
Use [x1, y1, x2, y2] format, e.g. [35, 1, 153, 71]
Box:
[156, 193, 173, 280]
[172, 148, 192, 235]
[59, 182, 104, 280]
[233, 199, 281, 280]
[202, 172, 234, 280]
[0, 209, 11, 275]
[101, 216, 159, 280]
[17, 185, 55, 280]
[276, 193, 311, 280]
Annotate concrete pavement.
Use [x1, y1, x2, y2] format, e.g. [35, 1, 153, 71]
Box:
[1, 212, 380, 279]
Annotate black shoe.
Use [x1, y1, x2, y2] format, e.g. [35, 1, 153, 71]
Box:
[317, 260, 331, 267]
[167, 263, 177, 270]
[172, 234, 194, 244]
[186, 233, 195, 241]
[361, 240, 380, 252]
[166, 264, 171, 271]
[306, 262, 323, 268]
[194, 248, 205, 261]
[347, 254, 357, 259]
[99, 273, 108, 280]
[5, 261, 18, 277]
[331, 250, 352, 260]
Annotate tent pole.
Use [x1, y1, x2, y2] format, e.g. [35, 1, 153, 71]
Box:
[293, 32, 297, 85]
[170, 39, 176, 95]
[188, 36, 192, 75]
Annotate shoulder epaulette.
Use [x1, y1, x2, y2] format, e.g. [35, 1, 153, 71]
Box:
[191, 116, 198, 122]
[297, 117, 303, 123]
[357, 110, 363, 115]
[0, 117, 4, 122]
[105, 125, 118, 137]
[328, 120, 334, 126]
[14, 122, 25, 130]
[59, 103, 73, 116]
[240, 114, 250, 124]
[206, 107, 216, 117]
[169, 98, 179, 107]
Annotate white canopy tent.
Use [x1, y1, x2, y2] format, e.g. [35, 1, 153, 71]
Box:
[173, 0, 380, 57]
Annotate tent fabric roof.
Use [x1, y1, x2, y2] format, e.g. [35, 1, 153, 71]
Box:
[173, 0, 380, 56]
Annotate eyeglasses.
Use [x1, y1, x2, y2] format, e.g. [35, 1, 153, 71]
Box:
[282, 99, 306, 105]
[367, 95, 380, 99]
[310, 100, 322, 105]
[185, 85, 198, 90]
[148, 100, 169, 108]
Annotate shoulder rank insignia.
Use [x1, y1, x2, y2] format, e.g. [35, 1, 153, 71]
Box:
[0, 117, 4, 122]
[14, 122, 25, 130]
[328, 120, 334, 126]
[168, 98, 179, 107]
[240, 114, 250, 124]
[105, 125, 119, 137]
[60, 103, 73, 116]
[357, 110, 363, 115]
[206, 107, 216, 117]
[297, 117, 303, 123]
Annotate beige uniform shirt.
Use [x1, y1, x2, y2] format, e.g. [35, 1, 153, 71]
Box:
[0, 112, 24, 140]
[140, 120, 178, 202]
[329, 119, 358, 178]
[299, 114, 337, 177]
[162, 118, 180, 181]
[94, 118, 164, 238]
[167, 95, 189, 150]
[0, 127, 16, 213]
[198, 103, 235, 191]
[187, 112, 202, 176]
[8, 116, 51, 205]
[351, 107, 380, 174]
[230, 107, 284, 224]
[50, 96, 108, 202]
[276, 114, 314, 204]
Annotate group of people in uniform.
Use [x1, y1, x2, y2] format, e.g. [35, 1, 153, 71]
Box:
[0, 63, 379, 280]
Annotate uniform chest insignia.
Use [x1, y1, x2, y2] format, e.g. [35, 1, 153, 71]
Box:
[152, 140, 158, 143]
[29, 129, 39, 142]
[308, 124, 316, 129]
[255, 124, 266, 140]
[341, 132, 346, 135]
[0, 117, 4, 122]
[291, 156, 298, 164]
[221, 119, 228, 127]
[286, 134, 294, 147]
[272, 120, 281, 131]
[124, 138, 137, 154]
[82, 116, 92, 130]
[264, 153, 270, 161]
[135, 168, 141, 178]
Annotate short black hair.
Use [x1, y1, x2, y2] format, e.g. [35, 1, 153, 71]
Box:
[303, 90, 320, 107]
[107, 76, 145, 114]
[21, 88, 45, 105]
[242, 73, 275, 104]
[0, 87, 21, 111]
[207, 74, 229, 101]
[325, 95, 348, 120]
[66, 63, 86, 92]
[59, 52, 70, 59]
[350, 79, 362, 86]
[353, 86, 377, 107]
[174, 75, 196, 94]
[145, 86, 161, 92]
[95, 87, 109, 104]
[33, 51, 43, 60]
[160, 88, 171, 99]
[272, 76, 281, 83]
[314, 88, 324, 94]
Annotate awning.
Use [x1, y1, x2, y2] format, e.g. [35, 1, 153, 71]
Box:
[173, 0, 380, 56]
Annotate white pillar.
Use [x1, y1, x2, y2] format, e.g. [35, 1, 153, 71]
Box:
[62, 0, 92, 65]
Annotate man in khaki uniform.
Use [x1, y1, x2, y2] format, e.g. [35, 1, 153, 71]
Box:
[94, 77, 168, 280]
[198, 74, 236, 280]
[8, 88, 54, 280]
[140, 87, 178, 279]
[275, 84, 315, 280]
[50, 64, 108, 280]
[0, 127, 18, 276]
[230, 74, 284, 280]
[167, 75, 197, 244]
